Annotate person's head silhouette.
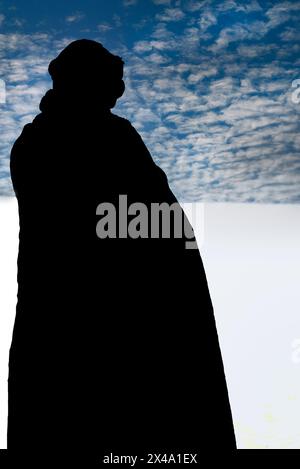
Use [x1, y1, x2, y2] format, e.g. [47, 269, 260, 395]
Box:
[48, 39, 125, 109]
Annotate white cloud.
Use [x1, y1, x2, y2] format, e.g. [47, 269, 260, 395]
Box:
[156, 7, 185, 22]
[185, 1, 210, 12]
[12, 18, 25, 28]
[237, 43, 277, 58]
[217, 0, 262, 13]
[280, 27, 300, 42]
[133, 41, 153, 53]
[188, 66, 218, 84]
[97, 23, 112, 33]
[209, 20, 274, 52]
[145, 52, 170, 64]
[133, 37, 178, 53]
[65, 12, 85, 23]
[209, 24, 249, 51]
[112, 14, 122, 28]
[118, 31, 300, 202]
[209, 1, 300, 53]
[265, 1, 300, 29]
[123, 0, 138, 6]
[199, 11, 217, 31]
[152, 0, 171, 4]
[1, 2, 300, 203]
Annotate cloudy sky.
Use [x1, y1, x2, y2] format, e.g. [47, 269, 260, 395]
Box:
[0, 0, 300, 202]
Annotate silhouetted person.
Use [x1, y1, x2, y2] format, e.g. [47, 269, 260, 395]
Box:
[8, 39, 236, 459]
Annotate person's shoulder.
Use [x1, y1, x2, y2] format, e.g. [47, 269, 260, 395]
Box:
[15, 113, 44, 142]
[112, 111, 149, 132]
[109, 112, 135, 130]
[11, 123, 32, 151]
[11, 113, 47, 161]
[108, 113, 147, 150]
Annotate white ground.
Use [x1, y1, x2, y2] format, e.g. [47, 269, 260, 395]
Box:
[0, 198, 299, 449]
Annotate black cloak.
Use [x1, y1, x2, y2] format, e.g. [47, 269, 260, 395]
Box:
[8, 87, 236, 459]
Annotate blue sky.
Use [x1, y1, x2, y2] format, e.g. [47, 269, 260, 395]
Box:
[0, 0, 300, 202]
